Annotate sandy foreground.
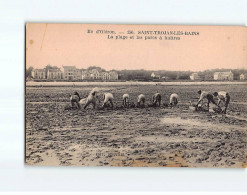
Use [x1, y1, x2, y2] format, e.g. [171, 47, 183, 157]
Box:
[25, 84, 247, 167]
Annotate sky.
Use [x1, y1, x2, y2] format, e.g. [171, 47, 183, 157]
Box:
[26, 23, 247, 71]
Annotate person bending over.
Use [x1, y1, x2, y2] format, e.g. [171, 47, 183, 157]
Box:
[196, 90, 217, 109]
[102, 93, 114, 108]
[123, 94, 130, 107]
[213, 91, 230, 114]
[137, 94, 145, 107]
[152, 93, 161, 107]
[170, 93, 179, 106]
[84, 88, 100, 109]
[70, 91, 81, 109]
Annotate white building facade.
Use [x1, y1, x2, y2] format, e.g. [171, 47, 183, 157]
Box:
[214, 71, 233, 81]
[190, 73, 200, 80]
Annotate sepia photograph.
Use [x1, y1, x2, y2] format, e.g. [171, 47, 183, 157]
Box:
[25, 23, 247, 167]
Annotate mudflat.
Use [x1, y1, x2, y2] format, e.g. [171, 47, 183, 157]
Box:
[25, 84, 247, 167]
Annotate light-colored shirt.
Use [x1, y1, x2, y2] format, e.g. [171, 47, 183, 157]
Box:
[89, 87, 99, 96]
[198, 91, 208, 103]
[103, 93, 114, 103]
[137, 94, 145, 103]
[86, 94, 97, 104]
[217, 91, 227, 101]
[170, 93, 179, 103]
[153, 93, 160, 98]
[123, 94, 129, 99]
[79, 98, 87, 105]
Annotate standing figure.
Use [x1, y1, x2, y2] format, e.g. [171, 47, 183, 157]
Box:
[213, 91, 230, 114]
[196, 90, 217, 109]
[123, 94, 130, 107]
[102, 93, 114, 108]
[70, 91, 81, 109]
[152, 93, 161, 106]
[137, 94, 145, 107]
[170, 93, 179, 106]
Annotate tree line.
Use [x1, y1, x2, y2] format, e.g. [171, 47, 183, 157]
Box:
[117, 68, 247, 81]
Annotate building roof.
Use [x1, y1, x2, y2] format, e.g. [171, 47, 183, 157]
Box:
[109, 71, 118, 75]
[82, 70, 91, 74]
[100, 72, 109, 75]
[48, 69, 62, 72]
[91, 69, 100, 74]
[214, 71, 233, 75]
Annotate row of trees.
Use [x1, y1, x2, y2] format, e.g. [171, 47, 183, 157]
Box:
[117, 68, 247, 81]
[116, 70, 191, 81]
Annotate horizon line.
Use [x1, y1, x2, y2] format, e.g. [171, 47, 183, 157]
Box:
[26, 65, 247, 72]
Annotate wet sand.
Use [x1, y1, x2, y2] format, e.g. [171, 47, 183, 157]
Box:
[25, 84, 247, 167]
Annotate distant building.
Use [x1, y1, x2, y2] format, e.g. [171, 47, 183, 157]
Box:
[90, 69, 101, 80]
[109, 71, 118, 80]
[31, 66, 118, 81]
[151, 72, 160, 79]
[240, 73, 247, 80]
[32, 69, 46, 80]
[190, 73, 200, 80]
[62, 66, 81, 80]
[101, 72, 110, 80]
[74, 68, 82, 80]
[214, 71, 233, 81]
[81, 70, 91, 80]
[47, 69, 63, 80]
[160, 76, 166, 81]
[62, 66, 76, 80]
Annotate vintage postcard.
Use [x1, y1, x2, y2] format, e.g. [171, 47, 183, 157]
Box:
[25, 23, 247, 167]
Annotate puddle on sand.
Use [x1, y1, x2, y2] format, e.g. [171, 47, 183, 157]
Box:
[161, 117, 208, 127]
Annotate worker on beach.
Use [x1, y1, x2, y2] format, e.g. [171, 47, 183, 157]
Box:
[137, 94, 145, 107]
[70, 91, 81, 109]
[213, 91, 230, 114]
[170, 93, 179, 106]
[152, 93, 161, 106]
[196, 90, 217, 109]
[102, 93, 114, 108]
[84, 87, 100, 109]
[123, 94, 130, 107]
